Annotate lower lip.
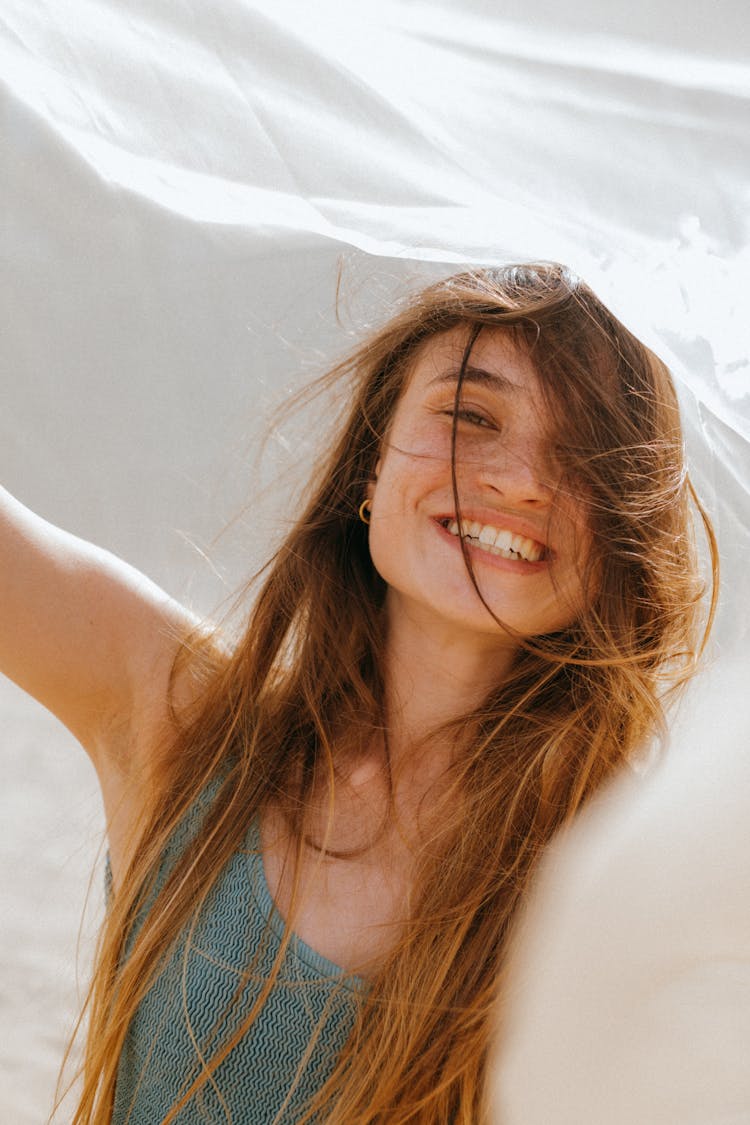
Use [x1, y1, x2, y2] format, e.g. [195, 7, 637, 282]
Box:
[433, 519, 550, 575]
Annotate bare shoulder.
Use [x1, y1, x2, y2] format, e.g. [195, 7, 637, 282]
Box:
[96, 596, 231, 881]
[0, 490, 237, 877]
[0, 486, 233, 876]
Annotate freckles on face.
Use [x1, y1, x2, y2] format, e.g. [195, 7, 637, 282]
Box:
[366, 328, 591, 642]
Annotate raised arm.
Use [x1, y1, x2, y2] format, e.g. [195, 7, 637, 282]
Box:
[0, 486, 196, 781]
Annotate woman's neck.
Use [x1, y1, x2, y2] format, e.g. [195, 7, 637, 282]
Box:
[381, 594, 517, 774]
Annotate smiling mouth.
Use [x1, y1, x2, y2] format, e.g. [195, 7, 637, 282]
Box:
[440, 518, 547, 562]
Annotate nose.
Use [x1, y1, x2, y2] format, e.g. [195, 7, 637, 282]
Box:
[475, 438, 554, 508]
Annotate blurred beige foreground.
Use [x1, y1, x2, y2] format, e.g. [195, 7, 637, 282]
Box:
[493, 655, 750, 1125]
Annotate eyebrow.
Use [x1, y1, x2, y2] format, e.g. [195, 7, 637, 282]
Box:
[427, 365, 523, 393]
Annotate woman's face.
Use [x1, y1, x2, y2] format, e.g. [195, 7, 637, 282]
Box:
[367, 327, 591, 647]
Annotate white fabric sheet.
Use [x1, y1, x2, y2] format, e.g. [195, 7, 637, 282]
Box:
[0, 2, 748, 1120]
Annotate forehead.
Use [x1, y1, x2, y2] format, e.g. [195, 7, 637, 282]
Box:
[406, 326, 542, 400]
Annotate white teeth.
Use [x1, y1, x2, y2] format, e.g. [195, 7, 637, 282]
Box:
[445, 519, 544, 562]
[519, 536, 544, 563]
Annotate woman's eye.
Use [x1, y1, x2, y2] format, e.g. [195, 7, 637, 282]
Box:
[449, 408, 493, 428]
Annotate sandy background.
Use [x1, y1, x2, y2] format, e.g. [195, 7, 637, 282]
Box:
[0, 678, 101, 1121]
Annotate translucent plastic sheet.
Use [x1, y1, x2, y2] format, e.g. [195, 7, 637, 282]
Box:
[2, 0, 748, 631]
[0, 1, 748, 1119]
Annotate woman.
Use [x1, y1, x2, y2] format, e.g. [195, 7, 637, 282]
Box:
[5, 263, 715, 1123]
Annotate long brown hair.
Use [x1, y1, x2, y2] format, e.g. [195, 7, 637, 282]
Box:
[66, 263, 717, 1123]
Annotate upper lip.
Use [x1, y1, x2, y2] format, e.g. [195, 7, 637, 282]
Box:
[434, 510, 552, 554]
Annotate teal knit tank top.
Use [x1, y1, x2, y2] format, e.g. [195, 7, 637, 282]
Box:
[110, 791, 362, 1124]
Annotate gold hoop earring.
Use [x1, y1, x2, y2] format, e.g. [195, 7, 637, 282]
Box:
[358, 498, 372, 525]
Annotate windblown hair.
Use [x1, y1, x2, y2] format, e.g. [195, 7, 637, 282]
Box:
[66, 264, 717, 1123]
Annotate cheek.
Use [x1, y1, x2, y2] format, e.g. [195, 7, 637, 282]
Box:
[381, 403, 454, 463]
[372, 440, 449, 511]
[366, 515, 408, 595]
[367, 457, 443, 587]
[560, 533, 596, 618]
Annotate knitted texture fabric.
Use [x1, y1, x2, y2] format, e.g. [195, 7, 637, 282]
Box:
[110, 794, 361, 1124]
